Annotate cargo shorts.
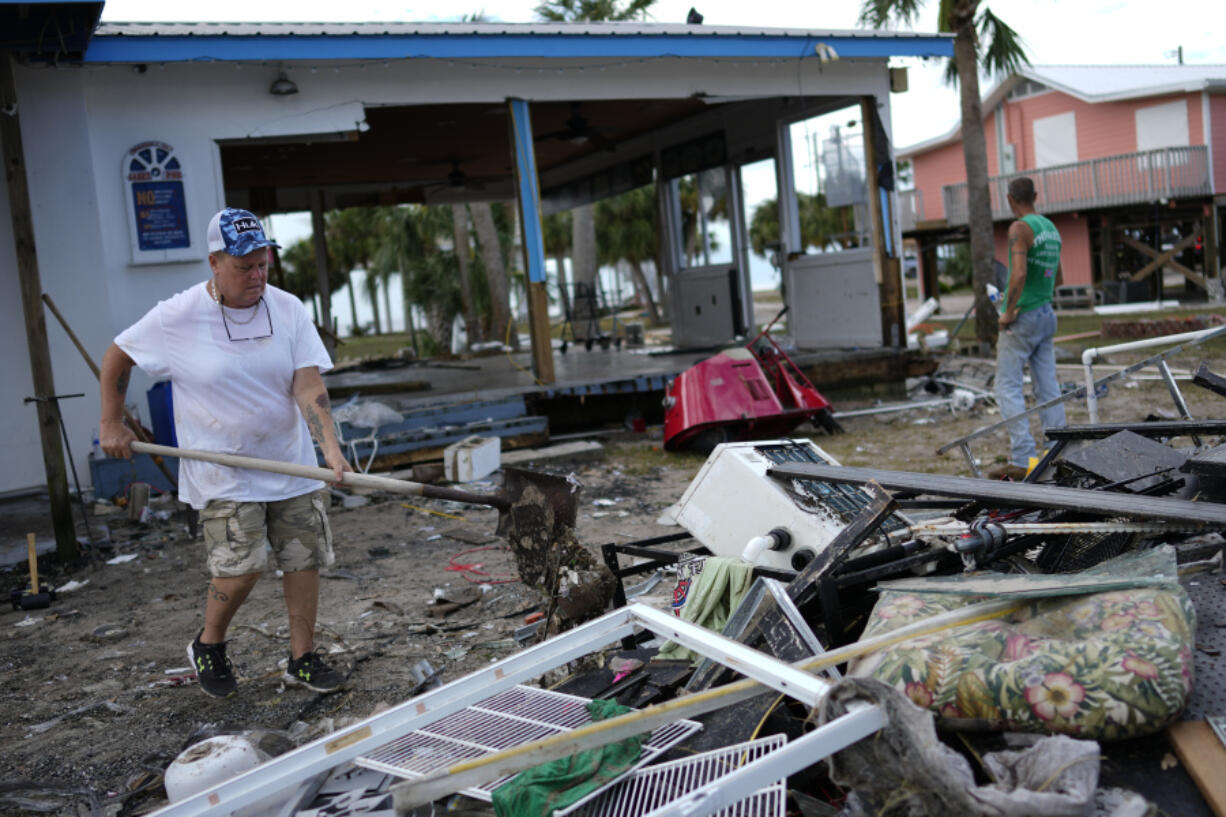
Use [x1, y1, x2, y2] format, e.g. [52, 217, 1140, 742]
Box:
[200, 490, 334, 577]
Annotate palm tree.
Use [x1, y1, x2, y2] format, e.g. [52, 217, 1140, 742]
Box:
[451, 203, 482, 346]
[326, 207, 384, 335]
[596, 186, 661, 323]
[859, 0, 1028, 345]
[535, 0, 657, 340]
[281, 236, 350, 327]
[471, 201, 516, 348]
[542, 211, 573, 319]
[373, 204, 461, 355]
[749, 193, 850, 257]
[534, 0, 653, 22]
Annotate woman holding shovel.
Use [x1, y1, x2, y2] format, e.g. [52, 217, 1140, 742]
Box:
[99, 208, 351, 699]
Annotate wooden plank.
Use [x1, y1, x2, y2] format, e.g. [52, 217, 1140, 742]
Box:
[1168, 721, 1226, 817]
[1184, 444, 1226, 479]
[1193, 362, 1226, 399]
[525, 280, 555, 384]
[1120, 233, 1196, 282]
[861, 97, 904, 349]
[0, 53, 77, 561]
[1046, 419, 1226, 441]
[765, 462, 1226, 525]
[1206, 204, 1221, 280]
[367, 430, 549, 469]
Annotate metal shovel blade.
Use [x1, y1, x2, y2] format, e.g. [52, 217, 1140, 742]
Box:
[495, 467, 579, 573]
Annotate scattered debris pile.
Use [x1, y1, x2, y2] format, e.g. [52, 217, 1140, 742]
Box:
[13, 348, 1226, 817]
[152, 362, 1226, 817]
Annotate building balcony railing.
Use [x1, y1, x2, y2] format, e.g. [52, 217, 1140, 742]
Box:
[941, 145, 1211, 227]
[896, 188, 924, 232]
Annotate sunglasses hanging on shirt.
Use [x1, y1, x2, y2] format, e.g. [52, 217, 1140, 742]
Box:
[220, 297, 273, 341]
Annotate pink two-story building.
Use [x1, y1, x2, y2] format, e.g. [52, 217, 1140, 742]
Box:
[899, 65, 1226, 304]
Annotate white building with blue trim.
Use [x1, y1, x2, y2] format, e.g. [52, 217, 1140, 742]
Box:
[0, 6, 951, 509]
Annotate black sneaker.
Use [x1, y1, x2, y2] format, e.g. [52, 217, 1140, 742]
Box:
[284, 650, 346, 693]
[187, 632, 237, 698]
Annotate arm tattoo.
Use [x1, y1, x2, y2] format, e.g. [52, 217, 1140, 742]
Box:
[208, 582, 230, 602]
[314, 392, 330, 411]
[303, 404, 326, 444]
[116, 368, 130, 397]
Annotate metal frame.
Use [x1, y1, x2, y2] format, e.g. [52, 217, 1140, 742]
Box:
[937, 323, 1226, 474]
[148, 603, 874, 817]
[766, 461, 1226, 525]
[1082, 326, 1226, 423]
[639, 705, 888, 817]
[556, 735, 788, 817]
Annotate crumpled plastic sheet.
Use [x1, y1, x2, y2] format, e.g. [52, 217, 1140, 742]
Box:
[817, 677, 1151, 817]
[332, 399, 404, 430]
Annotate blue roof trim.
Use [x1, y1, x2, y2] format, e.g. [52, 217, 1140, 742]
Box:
[82, 33, 953, 63]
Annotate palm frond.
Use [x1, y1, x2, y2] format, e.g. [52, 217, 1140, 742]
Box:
[977, 7, 1030, 77]
[857, 0, 924, 29]
[943, 55, 959, 86]
[936, 0, 956, 32]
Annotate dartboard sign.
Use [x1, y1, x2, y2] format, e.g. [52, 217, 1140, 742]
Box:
[124, 141, 190, 255]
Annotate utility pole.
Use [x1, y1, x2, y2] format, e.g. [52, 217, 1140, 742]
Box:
[1, 53, 79, 561]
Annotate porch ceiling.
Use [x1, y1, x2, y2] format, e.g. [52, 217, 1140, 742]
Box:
[220, 96, 711, 212]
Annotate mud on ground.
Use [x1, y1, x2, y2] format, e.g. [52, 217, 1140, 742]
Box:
[0, 354, 1219, 815]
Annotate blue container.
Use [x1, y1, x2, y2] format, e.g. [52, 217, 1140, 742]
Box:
[146, 380, 178, 447]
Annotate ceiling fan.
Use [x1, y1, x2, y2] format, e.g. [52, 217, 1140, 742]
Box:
[535, 103, 618, 152]
[423, 159, 487, 194]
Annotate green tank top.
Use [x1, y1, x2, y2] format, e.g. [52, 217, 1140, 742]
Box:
[1004, 213, 1061, 313]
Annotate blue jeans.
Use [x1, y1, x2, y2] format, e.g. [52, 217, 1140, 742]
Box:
[995, 303, 1066, 467]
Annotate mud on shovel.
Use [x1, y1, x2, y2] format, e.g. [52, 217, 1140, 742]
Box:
[129, 442, 578, 554]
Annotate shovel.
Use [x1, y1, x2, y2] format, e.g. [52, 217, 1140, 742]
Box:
[10, 533, 55, 611]
[128, 441, 578, 555]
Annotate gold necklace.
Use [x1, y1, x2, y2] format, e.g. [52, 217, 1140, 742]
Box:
[209, 280, 262, 325]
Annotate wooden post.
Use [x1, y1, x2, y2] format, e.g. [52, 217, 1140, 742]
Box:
[861, 97, 904, 348]
[0, 54, 78, 561]
[1098, 216, 1116, 288]
[309, 190, 335, 357]
[507, 98, 555, 384]
[920, 241, 940, 303]
[1204, 202, 1220, 285]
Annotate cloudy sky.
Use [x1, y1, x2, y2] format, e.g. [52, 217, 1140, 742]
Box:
[99, 0, 1225, 149]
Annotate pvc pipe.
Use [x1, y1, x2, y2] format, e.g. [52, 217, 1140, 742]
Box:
[740, 535, 775, 564]
[905, 297, 939, 331]
[1080, 326, 1221, 423]
[740, 527, 791, 564]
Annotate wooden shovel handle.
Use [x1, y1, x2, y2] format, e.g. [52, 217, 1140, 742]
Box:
[26, 532, 38, 592]
[129, 441, 506, 509]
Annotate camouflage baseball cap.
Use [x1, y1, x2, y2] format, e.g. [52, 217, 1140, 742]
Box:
[206, 208, 280, 256]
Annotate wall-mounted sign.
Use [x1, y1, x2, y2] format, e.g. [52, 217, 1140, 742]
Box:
[123, 141, 195, 263]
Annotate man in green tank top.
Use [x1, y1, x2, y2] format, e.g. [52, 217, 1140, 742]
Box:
[992, 176, 1066, 478]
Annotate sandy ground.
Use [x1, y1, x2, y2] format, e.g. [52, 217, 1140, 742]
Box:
[0, 347, 1221, 815]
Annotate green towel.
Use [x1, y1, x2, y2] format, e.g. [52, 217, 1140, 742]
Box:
[491, 699, 644, 817]
[656, 556, 755, 663]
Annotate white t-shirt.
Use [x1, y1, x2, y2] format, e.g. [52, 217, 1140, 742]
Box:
[116, 282, 333, 509]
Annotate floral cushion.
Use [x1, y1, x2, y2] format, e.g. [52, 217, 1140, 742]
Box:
[851, 583, 1196, 741]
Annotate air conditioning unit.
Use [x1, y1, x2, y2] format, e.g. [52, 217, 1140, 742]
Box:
[673, 439, 911, 572]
